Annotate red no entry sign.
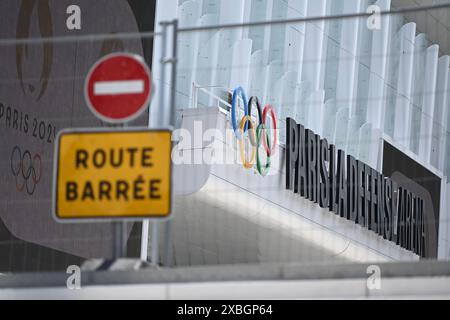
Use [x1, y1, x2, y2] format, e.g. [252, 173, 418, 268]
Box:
[84, 53, 152, 123]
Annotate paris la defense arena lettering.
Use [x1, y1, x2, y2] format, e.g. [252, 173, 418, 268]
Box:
[285, 118, 426, 257]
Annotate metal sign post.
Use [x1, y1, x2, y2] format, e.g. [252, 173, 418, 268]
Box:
[113, 221, 124, 259]
[163, 19, 178, 267]
[141, 19, 178, 267]
[140, 22, 167, 267]
[84, 53, 152, 261]
[118, 122, 129, 260]
[52, 52, 168, 262]
[52, 128, 172, 260]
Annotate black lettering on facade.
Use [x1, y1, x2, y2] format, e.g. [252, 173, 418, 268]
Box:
[337, 150, 347, 218]
[370, 167, 378, 232]
[347, 155, 358, 223]
[383, 178, 392, 240]
[357, 160, 365, 227]
[329, 144, 338, 214]
[298, 124, 308, 197]
[286, 118, 299, 193]
[284, 118, 426, 257]
[306, 129, 317, 203]
[364, 164, 371, 228]
[319, 138, 329, 209]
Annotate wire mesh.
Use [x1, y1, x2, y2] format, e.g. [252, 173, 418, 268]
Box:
[1, 0, 450, 274]
[167, 0, 450, 268]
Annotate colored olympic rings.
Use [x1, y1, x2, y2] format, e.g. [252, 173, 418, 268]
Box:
[231, 86, 248, 136]
[256, 124, 271, 176]
[247, 96, 262, 147]
[262, 104, 277, 156]
[238, 115, 256, 169]
[231, 87, 277, 176]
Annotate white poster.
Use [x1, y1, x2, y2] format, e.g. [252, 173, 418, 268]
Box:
[0, 0, 150, 260]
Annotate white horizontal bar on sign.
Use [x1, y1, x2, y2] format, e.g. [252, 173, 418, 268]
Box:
[94, 80, 144, 95]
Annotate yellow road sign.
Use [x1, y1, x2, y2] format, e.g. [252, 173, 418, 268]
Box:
[53, 129, 172, 220]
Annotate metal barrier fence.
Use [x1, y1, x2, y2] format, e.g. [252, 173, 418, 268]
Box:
[163, 1, 450, 267]
[0, 1, 450, 273]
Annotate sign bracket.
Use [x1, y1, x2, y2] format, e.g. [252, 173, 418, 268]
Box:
[141, 19, 178, 267]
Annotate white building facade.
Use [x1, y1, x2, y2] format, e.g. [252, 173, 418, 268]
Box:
[150, 0, 450, 264]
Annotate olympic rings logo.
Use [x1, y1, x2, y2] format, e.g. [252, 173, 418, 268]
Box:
[10, 146, 42, 195]
[231, 86, 277, 176]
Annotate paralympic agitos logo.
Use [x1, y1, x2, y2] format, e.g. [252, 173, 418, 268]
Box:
[230, 87, 277, 176]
